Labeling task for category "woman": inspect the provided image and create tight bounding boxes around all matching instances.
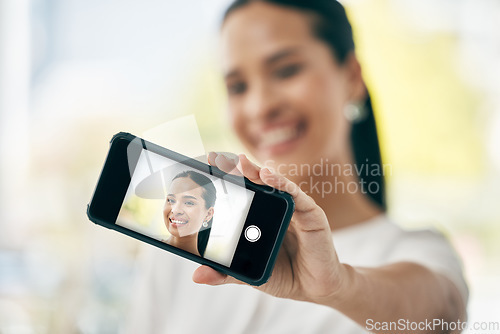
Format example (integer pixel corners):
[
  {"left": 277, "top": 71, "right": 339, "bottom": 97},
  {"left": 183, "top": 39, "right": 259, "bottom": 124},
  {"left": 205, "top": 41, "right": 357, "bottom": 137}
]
[
  {"left": 163, "top": 170, "right": 216, "bottom": 257},
  {"left": 126, "top": 1, "right": 467, "bottom": 333}
]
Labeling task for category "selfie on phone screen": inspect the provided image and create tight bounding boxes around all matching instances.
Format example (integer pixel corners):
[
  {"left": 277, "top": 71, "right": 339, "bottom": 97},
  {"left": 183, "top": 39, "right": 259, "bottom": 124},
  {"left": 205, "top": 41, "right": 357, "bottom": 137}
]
[{"left": 116, "top": 148, "right": 254, "bottom": 266}]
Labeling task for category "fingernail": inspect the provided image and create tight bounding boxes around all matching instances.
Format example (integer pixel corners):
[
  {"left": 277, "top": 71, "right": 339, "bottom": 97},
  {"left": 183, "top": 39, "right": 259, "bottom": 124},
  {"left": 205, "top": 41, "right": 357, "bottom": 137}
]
[{"left": 262, "top": 168, "right": 272, "bottom": 174}]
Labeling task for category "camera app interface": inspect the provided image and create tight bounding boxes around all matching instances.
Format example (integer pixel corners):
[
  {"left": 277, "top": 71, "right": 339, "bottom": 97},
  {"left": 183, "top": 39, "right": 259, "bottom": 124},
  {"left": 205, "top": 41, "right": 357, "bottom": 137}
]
[{"left": 116, "top": 148, "right": 255, "bottom": 266}]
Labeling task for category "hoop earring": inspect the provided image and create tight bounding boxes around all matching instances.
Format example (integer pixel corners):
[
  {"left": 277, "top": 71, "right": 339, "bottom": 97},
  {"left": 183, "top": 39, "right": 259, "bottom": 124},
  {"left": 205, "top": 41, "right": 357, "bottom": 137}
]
[{"left": 202, "top": 221, "right": 208, "bottom": 228}]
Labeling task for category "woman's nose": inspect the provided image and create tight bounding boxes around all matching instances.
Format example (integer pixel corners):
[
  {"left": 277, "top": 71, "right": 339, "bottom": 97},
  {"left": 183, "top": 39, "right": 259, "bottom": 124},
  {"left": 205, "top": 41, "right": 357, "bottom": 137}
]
[
  {"left": 243, "top": 81, "right": 281, "bottom": 121},
  {"left": 171, "top": 202, "right": 184, "bottom": 215}
]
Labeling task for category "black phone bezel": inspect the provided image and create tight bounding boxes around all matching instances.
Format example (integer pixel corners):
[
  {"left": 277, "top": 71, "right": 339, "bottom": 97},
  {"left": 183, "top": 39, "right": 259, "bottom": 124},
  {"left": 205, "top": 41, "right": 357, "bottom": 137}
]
[{"left": 87, "top": 132, "right": 294, "bottom": 285}]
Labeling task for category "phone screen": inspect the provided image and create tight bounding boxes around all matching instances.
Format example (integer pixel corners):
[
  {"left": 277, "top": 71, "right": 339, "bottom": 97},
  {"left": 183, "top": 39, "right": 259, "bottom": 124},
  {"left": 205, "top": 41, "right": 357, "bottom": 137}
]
[{"left": 116, "top": 148, "right": 255, "bottom": 267}]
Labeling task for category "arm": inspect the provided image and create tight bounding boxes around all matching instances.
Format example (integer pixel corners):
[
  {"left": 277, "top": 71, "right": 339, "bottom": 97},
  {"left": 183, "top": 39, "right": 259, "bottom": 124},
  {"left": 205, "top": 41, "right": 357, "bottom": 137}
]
[
  {"left": 193, "top": 153, "right": 466, "bottom": 334},
  {"left": 324, "top": 262, "right": 466, "bottom": 334}
]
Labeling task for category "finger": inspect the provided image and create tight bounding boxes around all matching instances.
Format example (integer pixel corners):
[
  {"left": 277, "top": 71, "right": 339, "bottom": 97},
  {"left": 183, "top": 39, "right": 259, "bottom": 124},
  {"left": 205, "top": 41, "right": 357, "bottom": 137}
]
[
  {"left": 208, "top": 152, "right": 238, "bottom": 166},
  {"left": 215, "top": 153, "right": 242, "bottom": 176},
  {"left": 260, "top": 168, "right": 322, "bottom": 219},
  {"left": 237, "top": 154, "right": 265, "bottom": 185},
  {"left": 192, "top": 265, "right": 243, "bottom": 286},
  {"left": 208, "top": 152, "right": 242, "bottom": 176},
  {"left": 259, "top": 169, "right": 334, "bottom": 267},
  {"left": 207, "top": 151, "right": 218, "bottom": 166}
]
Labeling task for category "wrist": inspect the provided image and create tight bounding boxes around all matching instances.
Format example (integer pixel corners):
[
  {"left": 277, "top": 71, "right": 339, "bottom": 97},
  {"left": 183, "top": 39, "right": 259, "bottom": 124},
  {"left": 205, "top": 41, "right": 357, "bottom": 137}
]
[{"left": 312, "top": 263, "right": 360, "bottom": 310}]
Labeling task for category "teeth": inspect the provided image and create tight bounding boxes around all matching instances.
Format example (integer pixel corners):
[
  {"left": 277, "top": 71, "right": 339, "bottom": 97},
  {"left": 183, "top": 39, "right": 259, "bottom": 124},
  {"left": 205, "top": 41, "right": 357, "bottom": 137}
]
[
  {"left": 260, "top": 126, "right": 298, "bottom": 148},
  {"left": 171, "top": 219, "right": 187, "bottom": 225}
]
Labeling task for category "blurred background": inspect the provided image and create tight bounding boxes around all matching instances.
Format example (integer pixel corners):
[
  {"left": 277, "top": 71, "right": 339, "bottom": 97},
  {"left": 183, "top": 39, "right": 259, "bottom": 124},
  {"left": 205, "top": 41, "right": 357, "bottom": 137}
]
[{"left": 0, "top": 0, "right": 499, "bottom": 333}]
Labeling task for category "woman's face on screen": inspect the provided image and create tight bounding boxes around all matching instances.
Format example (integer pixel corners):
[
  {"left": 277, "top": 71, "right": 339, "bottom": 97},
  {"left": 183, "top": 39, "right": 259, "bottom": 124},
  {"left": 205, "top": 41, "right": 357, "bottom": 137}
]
[
  {"left": 221, "top": 2, "right": 360, "bottom": 167},
  {"left": 163, "top": 177, "right": 213, "bottom": 238}
]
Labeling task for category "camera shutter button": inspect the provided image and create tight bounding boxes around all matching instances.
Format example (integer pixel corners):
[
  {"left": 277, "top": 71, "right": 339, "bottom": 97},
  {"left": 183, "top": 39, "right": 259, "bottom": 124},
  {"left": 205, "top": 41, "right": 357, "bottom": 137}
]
[{"left": 244, "top": 225, "right": 261, "bottom": 242}]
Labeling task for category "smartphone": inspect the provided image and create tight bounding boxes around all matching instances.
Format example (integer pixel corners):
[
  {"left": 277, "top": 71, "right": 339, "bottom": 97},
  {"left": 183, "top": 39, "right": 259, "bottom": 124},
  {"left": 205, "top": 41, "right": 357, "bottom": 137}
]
[{"left": 87, "top": 132, "right": 294, "bottom": 286}]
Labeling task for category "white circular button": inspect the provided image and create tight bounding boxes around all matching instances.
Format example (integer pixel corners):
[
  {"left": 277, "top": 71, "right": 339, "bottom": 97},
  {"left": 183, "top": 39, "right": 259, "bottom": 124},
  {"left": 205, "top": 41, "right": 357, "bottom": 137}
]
[{"left": 244, "top": 225, "right": 261, "bottom": 242}]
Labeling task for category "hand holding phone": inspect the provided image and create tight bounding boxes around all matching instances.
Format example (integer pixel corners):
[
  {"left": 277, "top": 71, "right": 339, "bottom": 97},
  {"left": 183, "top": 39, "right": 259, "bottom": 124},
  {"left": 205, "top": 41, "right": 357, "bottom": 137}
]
[
  {"left": 87, "top": 133, "right": 295, "bottom": 285},
  {"left": 193, "top": 153, "right": 346, "bottom": 305}
]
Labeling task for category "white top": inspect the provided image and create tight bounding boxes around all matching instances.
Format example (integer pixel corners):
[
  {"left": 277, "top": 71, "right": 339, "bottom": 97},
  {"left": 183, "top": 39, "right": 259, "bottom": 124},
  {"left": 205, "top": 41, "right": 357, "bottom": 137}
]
[{"left": 123, "top": 214, "right": 468, "bottom": 334}]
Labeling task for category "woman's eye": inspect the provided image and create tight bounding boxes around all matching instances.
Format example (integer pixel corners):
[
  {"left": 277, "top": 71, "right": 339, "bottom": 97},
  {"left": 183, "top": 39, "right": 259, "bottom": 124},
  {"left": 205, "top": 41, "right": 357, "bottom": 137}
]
[
  {"left": 185, "top": 201, "right": 195, "bottom": 206},
  {"left": 274, "top": 64, "right": 302, "bottom": 79},
  {"left": 227, "top": 81, "right": 247, "bottom": 95},
  {"left": 167, "top": 198, "right": 175, "bottom": 204}
]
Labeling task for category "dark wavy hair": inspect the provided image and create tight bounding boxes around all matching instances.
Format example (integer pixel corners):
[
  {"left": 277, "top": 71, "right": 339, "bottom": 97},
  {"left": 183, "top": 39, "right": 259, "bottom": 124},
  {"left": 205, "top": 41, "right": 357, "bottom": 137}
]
[
  {"left": 172, "top": 170, "right": 217, "bottom": 256},
  {"left": 223, "top": 0, "right": 386, "bottom": 209}
]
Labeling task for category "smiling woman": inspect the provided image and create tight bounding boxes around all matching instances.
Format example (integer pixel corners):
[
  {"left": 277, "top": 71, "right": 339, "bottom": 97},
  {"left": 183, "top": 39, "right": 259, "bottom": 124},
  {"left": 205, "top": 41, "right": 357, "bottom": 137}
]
[
  {"left": 124, "top": 1, "right": 468, "bottom": 333},
  {"left": 222, "top": 0, "right": 385, "bottom": 210},
  {"left": 163, "top": 170, "right": 216, "bottom": 257}
]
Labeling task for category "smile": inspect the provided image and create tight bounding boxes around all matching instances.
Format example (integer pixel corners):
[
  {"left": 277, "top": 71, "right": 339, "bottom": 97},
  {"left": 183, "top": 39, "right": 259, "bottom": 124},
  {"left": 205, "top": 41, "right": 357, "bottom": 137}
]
[
  {"left": 169, "top": 217, "right": 188, "bottom": 226},
  {"left": 258, "top": 122, "right": 306, "bottom": 152}
]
